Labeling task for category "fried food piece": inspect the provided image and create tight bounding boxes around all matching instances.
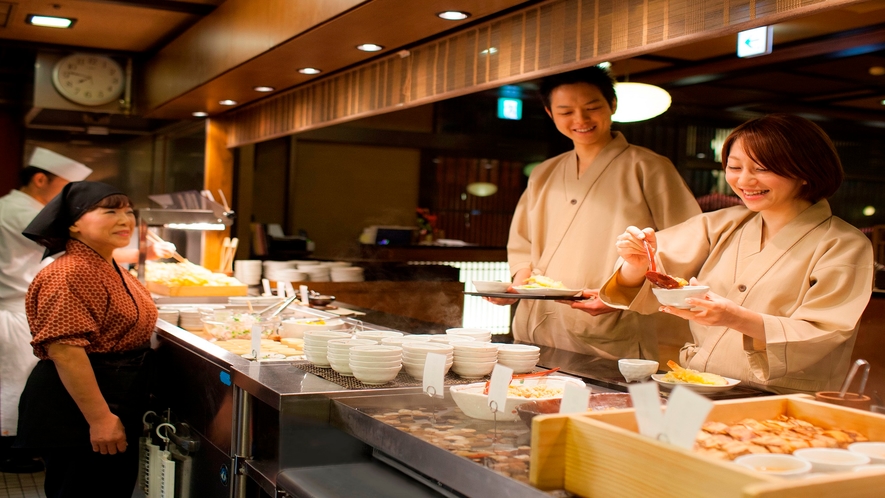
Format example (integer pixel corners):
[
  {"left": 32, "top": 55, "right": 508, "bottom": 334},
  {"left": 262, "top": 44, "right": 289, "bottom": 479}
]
[
  {"left": 662, "top": 360, "right": 728, "bottom": 386},
  {"left": 702, "top": 421, "right": 729, "bottom": 434}
]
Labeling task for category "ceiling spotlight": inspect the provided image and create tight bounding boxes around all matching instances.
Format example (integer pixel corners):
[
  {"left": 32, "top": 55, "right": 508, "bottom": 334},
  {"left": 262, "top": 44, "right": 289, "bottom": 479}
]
[
  {"left": 357, "top": 43, "right": 384, "bottom": 52},
  {"left": 868, "top": 66, "right": 885, "bottom": 76},
  {"left": 219, "top": 99, "right": 238, "bottom": 106},
  {"left": 611, "top": 82, "right": 671, "bottom": 122},
  {"left": 253, "top": 86, "right": 275, "bottom": 92},
  {"left": 192, "top": 111, "right": 208, "bottom": 117},
  {"left": 26, "top": 14, "right": 76, "bottom": 28},
  {"left": 298, "top": 67, "right": 322, "bottom": 75},
  {"left": 480, "top": 47, "right": 498, "bottom": 55},
  {"left": 881, "top": 99, "right": 885, "bottom": 106},
  {"left": 437, "top": 11, "right": 470, "bottom": 21},
  {"left": 597, "top": 61, "right": 612, "bottom": 70}
]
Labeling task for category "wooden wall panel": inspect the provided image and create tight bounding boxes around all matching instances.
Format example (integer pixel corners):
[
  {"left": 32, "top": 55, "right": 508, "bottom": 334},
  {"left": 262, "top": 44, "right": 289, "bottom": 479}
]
[{"left": 219, "top": 0, "right": 863, "bottom": 147}]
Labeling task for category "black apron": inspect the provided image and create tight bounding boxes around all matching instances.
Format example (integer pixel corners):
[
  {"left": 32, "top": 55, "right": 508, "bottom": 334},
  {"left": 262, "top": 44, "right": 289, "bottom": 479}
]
[{"left": 16, "top": 347, "right": 153, "bottom": 449}]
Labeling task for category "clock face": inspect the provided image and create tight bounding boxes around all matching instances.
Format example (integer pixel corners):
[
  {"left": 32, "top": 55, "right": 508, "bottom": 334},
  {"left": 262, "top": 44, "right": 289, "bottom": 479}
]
[{"left": 51, "top": 54, "right": 125, "bottom": 107}]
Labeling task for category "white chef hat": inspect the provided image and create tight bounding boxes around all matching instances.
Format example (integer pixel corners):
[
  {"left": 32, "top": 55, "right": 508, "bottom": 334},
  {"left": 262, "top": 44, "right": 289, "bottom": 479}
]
[{"left": 27, "top": 147, "right": 92, "bottom": 182}]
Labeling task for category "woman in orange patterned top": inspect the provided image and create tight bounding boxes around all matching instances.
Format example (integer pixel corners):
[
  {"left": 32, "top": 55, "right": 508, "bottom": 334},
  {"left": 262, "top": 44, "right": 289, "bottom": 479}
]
[{"left": 17, "top": 181, "right": 157, "bottom": 498}]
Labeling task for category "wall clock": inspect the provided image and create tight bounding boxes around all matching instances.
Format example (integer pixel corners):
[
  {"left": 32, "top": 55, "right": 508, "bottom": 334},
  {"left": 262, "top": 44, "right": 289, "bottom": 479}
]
[{"left": 51, "top": 53, "right": 125, "bottom": 107}]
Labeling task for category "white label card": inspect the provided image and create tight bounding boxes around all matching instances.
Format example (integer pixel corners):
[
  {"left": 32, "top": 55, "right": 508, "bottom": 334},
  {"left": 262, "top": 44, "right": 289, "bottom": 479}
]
[
  {"left": 261, "top": 279, "right": 272, "bottom": 296},
  {"left": 299, "top": 285, "right": 310, "bottom": 306},
  {"left": 487, "top": 364, "right": 513, "bottom": 414},
  {"left": 662, "top": 386, "right": 713, "bottom": 449},
  {"left": 559, "top": 383, "right": 591, "bottom": 414},
  {"left": 250, "top": 324, "right": 262, "bottom": 360},
  {"left": 276, "top": 281, "right": 286, "bottom": 298},
  {"left": 285, "top": 282, "right": 297, "bottom": 298},
  {"left": 423, "top": 353, "right": 446, "bottom": 398},
  {"left": 628, "top": 382, "right": 664, "bottom": 438}
]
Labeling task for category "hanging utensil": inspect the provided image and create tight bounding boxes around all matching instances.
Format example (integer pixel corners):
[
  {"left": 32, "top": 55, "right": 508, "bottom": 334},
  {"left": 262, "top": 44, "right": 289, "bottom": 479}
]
[
  {"left": 643, "top": 239, "right": 683, "bottom": 289},
  {"left": 839, "top": 359, "right": 870, "bottom": 398}
]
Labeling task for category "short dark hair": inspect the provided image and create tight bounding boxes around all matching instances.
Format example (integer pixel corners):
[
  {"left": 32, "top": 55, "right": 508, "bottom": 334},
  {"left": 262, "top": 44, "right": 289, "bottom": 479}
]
[
  {"left": 721, "top": 114, "right": 843, "bottom": 203},
  {"left": 19, "top": 167, "right": 56, "bottom": 186},
  {"left": 539, "top": 66, "right": 616, "bottom": 110}
]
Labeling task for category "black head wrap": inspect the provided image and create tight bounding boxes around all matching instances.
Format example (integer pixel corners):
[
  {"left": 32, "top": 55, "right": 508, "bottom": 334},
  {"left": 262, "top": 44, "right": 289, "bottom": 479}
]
[{"left": 23, "top": 181, "right": 124, "bottom": 258}]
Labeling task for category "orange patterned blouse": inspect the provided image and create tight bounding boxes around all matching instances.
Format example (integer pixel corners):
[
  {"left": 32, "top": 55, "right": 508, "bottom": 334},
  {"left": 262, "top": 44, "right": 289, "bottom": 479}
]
[{"left": 26, "top": 239, "right": 158, "bottom": 360}]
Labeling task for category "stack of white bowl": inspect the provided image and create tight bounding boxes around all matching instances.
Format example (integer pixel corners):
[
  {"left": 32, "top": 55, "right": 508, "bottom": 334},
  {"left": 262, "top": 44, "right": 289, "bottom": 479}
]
[
  {"left": 452, "top": 342, "right": 499, "bottom": 378},
  {"left": 178, "top": 309, "right": 203, "bottom": 331},
  {"left": 322, "top": 261, "right": 352, "bottom": 268},
  {"left": 402, "top": 342, "right": 454, "bottom": 380},
  {"left": 303, "top": 330, "right": 353, "bottom": 367},
  {"left": 349, "top": 345, "right": 403, "bottom": 385},
  {"left": 326, "top": 338, "right": 377, "bottom": 376},
  {"left": 331, "top": 266, "right": 365, "bottom": 282},
  {"left": 354, "top": 330, "right": 404, "bottom": 341},
  {"left": 446, "top": 328, "right": 493, "bottom": 343},
  {"left": 263, "top": 261, "right": 307, "bottom": 283},
  {"left": 302, "top": 266, "right": 331, "bottom": 282},
  {"left": 293, "top": 260, "right": 319, "bottom": 268},
  {"left": 496, "top": 344, "right": 540, "bottom": 373},
  {"left": 156, "top": 307, "right": 180, "bottom": 326},
  {"left": 233, "top": 260, "right": 262, "bottom": 285},
  {"left": 429, "top": 335, "right": 476, "bottom": 345},
  {"left": 381, "top": 335, "right": 434, "bottom": 346}
]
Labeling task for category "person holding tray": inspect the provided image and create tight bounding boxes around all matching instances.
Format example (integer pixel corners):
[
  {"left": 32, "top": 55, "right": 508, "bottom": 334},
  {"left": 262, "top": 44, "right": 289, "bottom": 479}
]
[
  {"left": 601, "top": 114, "right": 873, "bottom": 393},
  {"left": 486, "top": 66, "right": 700, "bottom": 360}
]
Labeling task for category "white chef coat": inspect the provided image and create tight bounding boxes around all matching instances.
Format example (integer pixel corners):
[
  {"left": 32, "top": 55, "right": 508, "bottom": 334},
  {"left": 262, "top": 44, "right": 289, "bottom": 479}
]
[{"left": 0, "top": 190, "right": 50, "bottom": 436}]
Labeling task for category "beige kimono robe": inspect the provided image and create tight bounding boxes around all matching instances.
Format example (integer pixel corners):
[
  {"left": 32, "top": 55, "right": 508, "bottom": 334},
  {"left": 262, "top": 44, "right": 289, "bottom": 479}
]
[
  {"left": 508, "top": 132, "right": 701, "bottom": 359},
  {"left": 600, "top": 201, "right": 874, "bottom": 394}
]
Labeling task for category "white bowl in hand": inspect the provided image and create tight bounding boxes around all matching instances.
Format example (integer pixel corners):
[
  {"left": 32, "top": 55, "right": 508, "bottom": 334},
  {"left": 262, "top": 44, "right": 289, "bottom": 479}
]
[
  {"left": 618, "top": 359, "right": 659, "bottom": 382},
  {"left": 472, "top": 281, "right": 511, "bottom": 293},
  {"left": 651, "top": 286, "right": 710, "bottom": 309}
]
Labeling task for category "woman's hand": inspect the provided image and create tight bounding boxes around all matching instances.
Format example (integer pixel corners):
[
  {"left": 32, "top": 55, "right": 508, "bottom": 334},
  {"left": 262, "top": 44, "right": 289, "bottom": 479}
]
[
  {"left": 658, "top": 279, "right": 765, "bottom": 341},
  {"left": 90, "top": 413, "right": 128, "bottom": 455},
  {"left": 614, "top": 226, "right": 657, "bottom": 288},
  {"left": 483, "top": 268, "right": 532, "bottom": 306},
  {"left": 561, "top": 289, "right": 618, "bottom": 316}
]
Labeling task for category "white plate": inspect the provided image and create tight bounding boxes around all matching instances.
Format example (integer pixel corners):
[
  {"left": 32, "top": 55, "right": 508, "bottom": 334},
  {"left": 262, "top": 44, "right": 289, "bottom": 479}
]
[
  {"left": 512, "top": 286, "right": 582, "bottom": 297},
  {"left": 651, "top": 373, "right": 740, "bottom": 393}
]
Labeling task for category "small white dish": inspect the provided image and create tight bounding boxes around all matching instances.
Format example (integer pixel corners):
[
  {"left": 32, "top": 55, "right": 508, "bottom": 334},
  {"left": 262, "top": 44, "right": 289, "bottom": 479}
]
[
  {"left": 848, "top": 443, "right": 885, "bottom": 465},
  {"left": 651, "top": 373, "right": 740, "bottom": 393},
  {"left": 472, "top": 281, "right": 512, "bottom": 293},
  {"left": 734, "top": 454, "right": 812, "bottom": 477},
  {"left": 793, "top": 448, "right": 871, "bottom": 473},
  {"left": 651, "top": 286, "right": 710, "bottom": 309},
  {"left": 618, "top": 359, "right": 659, "bottom": 382}
]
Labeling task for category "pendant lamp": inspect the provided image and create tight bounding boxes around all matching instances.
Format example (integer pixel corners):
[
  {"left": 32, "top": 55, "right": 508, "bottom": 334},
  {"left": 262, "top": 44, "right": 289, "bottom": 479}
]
[
  {"left": 611, "top": 82, "right": 671, "bottom": 123},
  {"left": 466, "top": 182, "right": 498, "bottom": 197}
]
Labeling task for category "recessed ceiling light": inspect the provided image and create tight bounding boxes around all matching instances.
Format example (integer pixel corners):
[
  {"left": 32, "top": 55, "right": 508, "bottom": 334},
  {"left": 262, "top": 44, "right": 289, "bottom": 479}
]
[
  {"left": 192, "top": 111, "right": 208, "bottom": 117},
  {"left": 219, "top": 99, "right": 237, "bottom": 106},
  {"left": 881, "top": 99, "right": 885, "bottom": 106},
  {"left": 437, "top": 11, "right": 470, "bottom": 21},
  {"left": 298, "top": 67, "right": 322, "bottom": 75},
  {"left": 357, "top": 43, "right": 384, "bottom": 52},
  {"left": 597, "top": 61, "right": 612, "bottom": 70},
  {"left": 253, "top": 86, "right": 275, "bottom": 92},
  {"left": 26, "top": 14, "right": 76, "bottom": 28},
  {"left": 480, "top": 47, "right": 498, "bottom": 55},
  {"left": 871, "top": 66, "right": 885, "bottom": 76}
]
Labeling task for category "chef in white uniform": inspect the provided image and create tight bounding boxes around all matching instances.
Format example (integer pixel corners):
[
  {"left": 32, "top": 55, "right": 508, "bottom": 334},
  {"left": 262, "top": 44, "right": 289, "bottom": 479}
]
[{"left": 0, "top": 148, "right": 92, "bottom": 470}]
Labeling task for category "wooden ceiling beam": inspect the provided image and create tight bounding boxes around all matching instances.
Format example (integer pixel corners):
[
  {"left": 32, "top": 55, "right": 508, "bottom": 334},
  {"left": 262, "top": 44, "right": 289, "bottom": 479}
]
[{"left": 78, "top": 0, "right": 218, "bottom": 16}]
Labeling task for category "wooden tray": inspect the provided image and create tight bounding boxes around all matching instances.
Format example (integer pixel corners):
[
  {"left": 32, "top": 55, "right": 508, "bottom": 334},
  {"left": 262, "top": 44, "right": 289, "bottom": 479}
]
[
  {"left": 147, "top": 282, "right": 248, "bottom": 297},
  {"left": 530, "top": 394, "right": 885, "bottom": 498}
]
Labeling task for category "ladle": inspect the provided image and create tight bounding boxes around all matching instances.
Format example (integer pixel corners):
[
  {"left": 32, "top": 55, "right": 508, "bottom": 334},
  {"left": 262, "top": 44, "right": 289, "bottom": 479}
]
[{"left": 643, "top": 239, "right": 683, "bottom": 289}]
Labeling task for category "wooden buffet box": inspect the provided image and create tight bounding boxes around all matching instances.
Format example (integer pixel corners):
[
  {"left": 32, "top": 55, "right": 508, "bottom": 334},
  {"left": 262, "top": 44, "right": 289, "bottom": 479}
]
[
  {"left": 530, "top": 395, "right": 885, "bottom": 498},
  {"left": 147, "top": 282, "right": 248, "bottom": 297}
]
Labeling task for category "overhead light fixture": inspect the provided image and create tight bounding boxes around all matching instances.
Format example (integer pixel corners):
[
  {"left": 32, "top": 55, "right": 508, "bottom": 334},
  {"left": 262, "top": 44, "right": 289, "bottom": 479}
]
[
  {"left": 611, "top": 82, "right": 671, "bottom": 122},
  {"left": 480, "top": 47, "right": 498, "bottom": 55},
  {"left": 597, "top": 61, "right": 612, "bottom": 70},
  {"left": 881, "top": 99, "right": 885, "bottom": 106},
  {"left": 298, "top": 67, "right": 322, "bottom": 75},
  {"left": 219, "top": 99, "right": 238, "bottom": 106},
  {"left": 253, "top": 86, "right": 274, "bottom": 92},
  {"left": 357, "top": 43, "right": 384, "bottom": 52},
  {"left": 864, "top": 206, "right": 876, "bottom": 216},
  {"left": 437, "top": 11, "right": 470, "bottom": 21},
  {"left": 26, "top": 14, "right": 76, "bottom": 28},
  {"left": 466, "top": 182, "right": 498, "bottom": 197},
  {"left": 192, "top": 111, "right": 208, "bottom": 117},
  {"left": 869, "top": 66, "right": 885, "bottom": 76}
]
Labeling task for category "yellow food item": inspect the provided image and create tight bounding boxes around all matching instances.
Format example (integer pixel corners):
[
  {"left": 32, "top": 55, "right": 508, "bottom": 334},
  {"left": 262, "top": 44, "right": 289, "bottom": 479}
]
[
  {"left": 507, "top": 385, "right": 564, "bottom": 398},
  {"left": 146, "top": 261, "right": 243, "bottom": 287},
  {"left": 520, "top": 275, "right": 565, "bottom": 289},
  {"left": 662, "top": 360, "right": 727, "bottom": 386},
  {"left": 674, "top": 276, "right": 689, "bottom": 287}
]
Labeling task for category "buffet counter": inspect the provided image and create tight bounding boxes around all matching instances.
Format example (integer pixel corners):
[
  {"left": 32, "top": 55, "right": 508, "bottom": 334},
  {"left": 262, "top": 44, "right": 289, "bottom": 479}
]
[{"left": 150, "top": 303, "right": 768, "bottom": 498}]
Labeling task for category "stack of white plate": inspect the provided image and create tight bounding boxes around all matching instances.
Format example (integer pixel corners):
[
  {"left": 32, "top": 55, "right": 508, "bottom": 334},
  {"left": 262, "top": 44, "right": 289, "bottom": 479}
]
[
  {"left": 233, "top": 260, "right": 263, "bottom": 285},
  {"left": 331, "top": 266, "right": 365, "bottom": 282},
  {"left": 381, "top": 335, "right": 434, "bottom": 346},
  {"left": 446, "top": 328, "right": 492, "bottom": 343},
  {"left": 156, "top": 307, "right": 180, "bottom": 326},
  {"left": 322, "top": 261, "right": 352, "bottom": 268},
  {"left": 402, "top": 342, "right": 454, "bottom": 380},
  {"left": 496, "top": 344, "right": 540, "bottom": 373},
  {"left": 293, "top": 261, "right": 319, "bottom": 268},
  {"left": 303, "top": 330, "right": 353, "bottom": 367},
  {"left": 451, "top": 342, "right": 498, "bottom": 379},
  {"left": 429, "top": 335, "right": 476, "bottom": 345},
  {"left": 302, "top": 266, "right": 331, "bottom": 282},
  {"left": 354, "top": 330, "right": 403, "bottom": 341},
  {"left": 327, "top": 338, "right": 377, "bottom": 376},
  {"left": 269, "top": 268, "right": 307, "bottom": 283},
  {"left": 178, "top": 309, "right": 202, "bottom": 331},
  {"left": 349, "top": 345, "right": 403, "bottom": 385}
]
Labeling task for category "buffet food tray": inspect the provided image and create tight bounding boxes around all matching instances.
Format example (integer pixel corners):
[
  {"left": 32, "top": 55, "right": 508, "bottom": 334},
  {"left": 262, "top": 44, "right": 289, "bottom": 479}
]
[
  {"left": 148, "top": 282, "right": 248, "bottom": 296},
  {"left": 530, "top": 394, "right": 885, "bottom": 498}
]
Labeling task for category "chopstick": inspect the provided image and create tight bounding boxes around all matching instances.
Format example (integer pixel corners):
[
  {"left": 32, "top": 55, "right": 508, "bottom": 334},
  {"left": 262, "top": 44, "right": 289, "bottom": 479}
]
[{"left": 146, "top": 231, "right": 188, "bottom": 264}]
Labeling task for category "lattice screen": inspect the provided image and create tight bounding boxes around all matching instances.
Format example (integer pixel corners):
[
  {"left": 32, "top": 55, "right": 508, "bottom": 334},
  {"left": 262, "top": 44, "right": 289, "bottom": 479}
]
[{"left": 220, "top": 0, "right": 854, "bottom": 147}]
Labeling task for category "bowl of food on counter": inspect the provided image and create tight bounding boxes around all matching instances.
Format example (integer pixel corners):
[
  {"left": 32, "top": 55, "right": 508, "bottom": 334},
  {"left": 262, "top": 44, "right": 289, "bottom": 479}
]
[
  {"left": 471, "top": 280, "right": 512, "bottom": 293},
  {"left": 280, "top": 317, "right": 346, "bottom": 338},
  {"left": 450, "top": 376, "right": 585, "bottom": 421},
  {"left": 201, "top": 312, "right": 281, "bottom": 340},
  {"left": 514, "top": 392, "right": 666, "bottom": 427}
]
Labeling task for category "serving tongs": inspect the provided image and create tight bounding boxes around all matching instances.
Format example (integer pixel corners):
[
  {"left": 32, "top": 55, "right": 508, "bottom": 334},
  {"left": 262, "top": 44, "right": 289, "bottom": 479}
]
[
  {"left": 643, "top": 239, "right": 683, "bottom": 289},
  {"left": 482, "top": 367, "right": 561, "bottom": 395},
  {"left": 814, "top": 359, "right": 872, "bottom": 410},
  {"left": 255, "top": 295, "right": 298, "bottom": 319}
]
